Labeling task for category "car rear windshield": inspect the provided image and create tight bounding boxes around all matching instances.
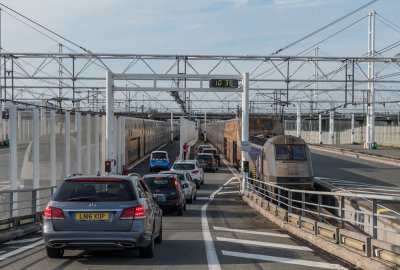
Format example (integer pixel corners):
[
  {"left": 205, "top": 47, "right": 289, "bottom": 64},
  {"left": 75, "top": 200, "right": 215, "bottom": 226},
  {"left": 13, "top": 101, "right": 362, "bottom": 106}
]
[
  {"left": 161, "top": 172, "right": 185, "bottom": 181},
  {"left": 144, "top": 175, "right": 176, "bottom": 191},
  {"left": 53, "top": 179, "right": 136, "bottom": 202},
  {"left": 173, "top": 163, "right": 195, "bottom": 170},
  {"left": 203, "top": 149, "right": 217, "bottom": 154},
  {"left": 152, "top": 152, "right": 167, "bottom": 159},
  {"left": 196, "top": 155, "right": 212, "bottom": 161}
]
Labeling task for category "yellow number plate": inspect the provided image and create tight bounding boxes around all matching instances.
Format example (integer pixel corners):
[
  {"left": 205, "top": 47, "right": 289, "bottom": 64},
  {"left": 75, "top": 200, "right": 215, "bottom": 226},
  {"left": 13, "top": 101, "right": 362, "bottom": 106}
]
[{"left": 76, "top": 212, "right": 109, "bottom": 221}]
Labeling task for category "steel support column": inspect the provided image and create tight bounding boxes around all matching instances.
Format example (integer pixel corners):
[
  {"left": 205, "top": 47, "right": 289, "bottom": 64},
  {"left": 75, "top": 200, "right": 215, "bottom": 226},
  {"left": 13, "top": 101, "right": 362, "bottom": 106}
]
[
  {"left": 241, "top": 73, "right": 249, "bottom": 194},
  {"left": 106, "top": 71, "right": 115, "bottom": 173}
]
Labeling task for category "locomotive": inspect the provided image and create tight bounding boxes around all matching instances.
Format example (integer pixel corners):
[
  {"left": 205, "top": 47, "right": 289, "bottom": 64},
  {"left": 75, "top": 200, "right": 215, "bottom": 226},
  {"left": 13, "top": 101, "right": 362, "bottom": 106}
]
[{"left": 205, "top": 116, "right": 314, "bottom": 189}]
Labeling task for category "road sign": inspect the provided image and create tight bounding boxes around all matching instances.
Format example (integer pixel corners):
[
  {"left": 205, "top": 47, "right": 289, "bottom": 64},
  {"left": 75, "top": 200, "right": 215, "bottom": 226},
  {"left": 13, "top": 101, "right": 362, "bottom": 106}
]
[{"left": 241, "top": 141, "right": 251, "bottom": 152}]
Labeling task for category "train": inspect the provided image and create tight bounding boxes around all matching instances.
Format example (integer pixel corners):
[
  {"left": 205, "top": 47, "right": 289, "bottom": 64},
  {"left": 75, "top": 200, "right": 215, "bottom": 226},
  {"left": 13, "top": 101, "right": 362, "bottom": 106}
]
[
  {"left": 205, "top": 116, "right": 314, "bottom": 190},
  {"left": 19, "top": 114, "right": 179, "bottom": 186}
]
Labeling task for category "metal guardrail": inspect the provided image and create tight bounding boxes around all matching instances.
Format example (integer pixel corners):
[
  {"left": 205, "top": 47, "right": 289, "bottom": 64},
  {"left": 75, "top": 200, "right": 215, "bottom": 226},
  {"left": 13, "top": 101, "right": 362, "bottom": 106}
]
[
  {"left": 244, "top": 177, "right": 400, "bottom": 267},
  {"left": 0, "top": 186, "right": 56, "bottom": 230}
]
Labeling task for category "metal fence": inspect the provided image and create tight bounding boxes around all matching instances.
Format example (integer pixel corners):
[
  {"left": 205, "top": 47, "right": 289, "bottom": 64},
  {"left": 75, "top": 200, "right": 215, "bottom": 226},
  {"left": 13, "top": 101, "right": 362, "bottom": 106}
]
[
  {"left": 244, "top": 177, "right": 400, "bottom": 244},
  {"left": 0, "top": 186, "right": 55, "bottom": 230}
]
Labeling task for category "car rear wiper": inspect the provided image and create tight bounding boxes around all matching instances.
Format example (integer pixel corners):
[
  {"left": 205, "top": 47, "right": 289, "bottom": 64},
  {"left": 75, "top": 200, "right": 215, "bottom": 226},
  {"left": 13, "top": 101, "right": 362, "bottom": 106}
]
[{"left": 67, "top": 196, "right": 96, "bottom": 201}]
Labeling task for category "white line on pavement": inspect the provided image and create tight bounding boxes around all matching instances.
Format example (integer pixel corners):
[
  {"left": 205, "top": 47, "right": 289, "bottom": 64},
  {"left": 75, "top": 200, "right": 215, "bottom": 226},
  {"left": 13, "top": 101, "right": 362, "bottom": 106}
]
[
  {"left": 0, "top": 240, "right": 44, "bottom": 261},
  {"left": 217, "top": 237, "right": 312, "bottom": 251},
  {"left": 202, "top": 176, "right": 238, "bottom": 270},
  {"left": 222, "top": 250, "right": 348, "bottom": 270},
  {"left": 213, "top": 226, "right": 290, "bottom": 238},
  {"left": 214, "top": 191, "right": 238, "bottom": 196}
]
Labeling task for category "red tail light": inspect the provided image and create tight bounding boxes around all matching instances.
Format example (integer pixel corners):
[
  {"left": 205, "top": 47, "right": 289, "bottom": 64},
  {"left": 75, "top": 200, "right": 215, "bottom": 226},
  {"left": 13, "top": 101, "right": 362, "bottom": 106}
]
[
  {"left": 174, "top": 179, "right": 179, "bottom": 188},
  {"left": 192, "top": 170, "right": 199, "bottom": 174},
  {"left": 43, "top": 206, "right": 65, "bottom": 220},
  {"left": 120, "top": 205, "right": 146, "bottom": 220}
]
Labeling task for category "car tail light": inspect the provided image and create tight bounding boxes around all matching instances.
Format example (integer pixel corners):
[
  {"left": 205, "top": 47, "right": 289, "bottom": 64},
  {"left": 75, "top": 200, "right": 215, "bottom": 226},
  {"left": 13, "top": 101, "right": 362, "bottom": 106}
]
[
  {"left": 192, "top": 170, "right": 199, "bottom": 174},
  {"left": 120, "top": 205, "right": 146, "bottom": 220},
  {"left": 174, "top": 179, "right": 179, "bottom": 188},
  {"left": 43, "top": 206, "right": 65, "bottom": 220}
]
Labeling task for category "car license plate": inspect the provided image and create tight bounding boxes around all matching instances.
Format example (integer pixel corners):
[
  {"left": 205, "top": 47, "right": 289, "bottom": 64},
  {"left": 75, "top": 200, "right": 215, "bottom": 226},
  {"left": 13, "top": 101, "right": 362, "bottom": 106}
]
[
  {"left": 76, "top": 212, "right": 109, "bottom": 221},
  {"left": 154, "top": 194, "right": 166, "bottom": 203}
]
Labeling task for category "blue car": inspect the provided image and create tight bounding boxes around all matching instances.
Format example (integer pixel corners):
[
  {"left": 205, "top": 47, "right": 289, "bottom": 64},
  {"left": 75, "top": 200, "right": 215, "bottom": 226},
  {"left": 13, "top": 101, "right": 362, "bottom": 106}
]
[{"left": 149, "top": 151, "right": 170, "bottom": 172}]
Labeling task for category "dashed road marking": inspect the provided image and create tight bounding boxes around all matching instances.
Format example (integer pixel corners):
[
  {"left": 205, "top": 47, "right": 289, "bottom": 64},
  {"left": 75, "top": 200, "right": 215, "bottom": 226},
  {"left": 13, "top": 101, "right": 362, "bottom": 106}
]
[
  {"left": 213, "top": 226, "right": 290, "bottom": 238},
  {"left": 217, "top": 237, "right": 312, "bottom": 251},
  {"left": 222, "top": 250, "right": 348, "bottom": 270}
]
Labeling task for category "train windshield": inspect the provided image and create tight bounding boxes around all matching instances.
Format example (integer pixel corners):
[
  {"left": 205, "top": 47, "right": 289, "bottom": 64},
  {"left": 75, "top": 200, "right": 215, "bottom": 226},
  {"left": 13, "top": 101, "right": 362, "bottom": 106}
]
[{"left": 275, "top": 145, "right": 306, "bottom": 160}]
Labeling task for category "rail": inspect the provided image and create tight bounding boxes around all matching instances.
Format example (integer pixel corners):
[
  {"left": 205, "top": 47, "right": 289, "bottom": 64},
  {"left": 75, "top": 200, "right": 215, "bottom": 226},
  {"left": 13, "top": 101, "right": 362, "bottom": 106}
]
[
  {"left": 0, "top": 186, "right": 56, "bottom": 230},
  {"left": 243, "top": 177, "right": 400, "bottom": 267}
]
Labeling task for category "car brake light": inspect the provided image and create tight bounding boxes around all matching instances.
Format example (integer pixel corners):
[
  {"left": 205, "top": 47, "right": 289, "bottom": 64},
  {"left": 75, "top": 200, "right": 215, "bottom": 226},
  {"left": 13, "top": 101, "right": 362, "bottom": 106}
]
[
  {"left": 192, "top": 170, "right": 199, "bottom": 174},
  {"left": 43, "top": 206, "right": 65, "bottom": 220},
  {"left": 174, "top": 179, "right": 179, "bottom": 188},
  {"left": 120, "top": 205, "right": 146, "bottom": 220}
]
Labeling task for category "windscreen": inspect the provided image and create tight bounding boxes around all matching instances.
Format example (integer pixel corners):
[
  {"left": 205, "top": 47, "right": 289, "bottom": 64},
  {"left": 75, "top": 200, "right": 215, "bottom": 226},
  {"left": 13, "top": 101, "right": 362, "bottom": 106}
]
[
  {"left": 53, "top": 179, "right": 136, "bottom": 202},
  {"left": 160, "top": 172, "right": 185, "bottom": 181},
  {"left": 173, "top": 163, "right": 195, "bottom": 170},
  {"left": 196, "top": 155, "right": 212, "bottom": 161},
  {"left": 275, "top": 145, "right": 306, "bottom": 161},
  {"left": 152, "top": 152, "right": 167, "bottom": 159},
  {"left": 144, "top": 175, "right": 176, "bottom": 191}
]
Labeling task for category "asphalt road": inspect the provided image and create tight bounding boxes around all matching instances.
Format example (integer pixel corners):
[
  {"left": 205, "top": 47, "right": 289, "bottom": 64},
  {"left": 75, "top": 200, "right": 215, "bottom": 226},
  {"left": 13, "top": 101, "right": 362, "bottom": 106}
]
[{"left": 0, "top": 141, "right": 354, "bottom": 270}]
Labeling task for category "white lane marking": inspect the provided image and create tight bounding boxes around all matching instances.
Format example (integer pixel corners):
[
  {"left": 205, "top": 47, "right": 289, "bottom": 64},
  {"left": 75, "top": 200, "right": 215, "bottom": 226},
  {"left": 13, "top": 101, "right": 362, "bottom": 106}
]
[
  {"left": 215, "top": 191, "right": 238, "bottom": 196},
  {"left": 217, "top": 237, "right": 312, "bottom": 251},
  {"left": 222, "top": 250, "right": 348, "bottom": 270},
  {"left": 213, "top": 226, "right": 290, "bottom": 238},
  {"left": 202, "top": 176, "right": 238, "bottom": 270},
  {"left": 0, "top": 239, "right": 44, "bottom": 261},
  {"left": 4, "top": 237, "right": 42, "bottom": 245}
]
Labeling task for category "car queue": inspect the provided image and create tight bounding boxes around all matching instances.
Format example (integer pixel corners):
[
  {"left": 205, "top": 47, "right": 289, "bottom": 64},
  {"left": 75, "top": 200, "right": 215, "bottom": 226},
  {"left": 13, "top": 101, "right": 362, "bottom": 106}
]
[{"left": 42, "top": 142, "right": 221, "bottom": 259}]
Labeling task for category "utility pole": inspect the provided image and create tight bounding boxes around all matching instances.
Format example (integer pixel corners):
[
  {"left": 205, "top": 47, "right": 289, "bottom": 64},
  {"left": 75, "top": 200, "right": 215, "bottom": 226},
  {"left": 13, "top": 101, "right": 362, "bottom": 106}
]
[{"left": 367, "top": 10, "right": 376, "bottom": 149}]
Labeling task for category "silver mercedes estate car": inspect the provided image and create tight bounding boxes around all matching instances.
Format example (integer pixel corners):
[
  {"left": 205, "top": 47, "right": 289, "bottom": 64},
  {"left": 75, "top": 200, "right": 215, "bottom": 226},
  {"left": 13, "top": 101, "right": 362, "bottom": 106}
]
[{"left": 42, "top": 175, "right": 162, "bottom": 258}]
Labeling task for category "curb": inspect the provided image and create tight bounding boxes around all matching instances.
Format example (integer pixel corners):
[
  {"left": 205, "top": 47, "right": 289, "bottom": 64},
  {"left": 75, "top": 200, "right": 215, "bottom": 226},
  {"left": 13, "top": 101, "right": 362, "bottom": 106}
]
[
  {"left": 242, "top": 195, "right": 393, "bottom": 270},
  {"left": 0, "top": 223, "right": 41, "bottom": 243}
]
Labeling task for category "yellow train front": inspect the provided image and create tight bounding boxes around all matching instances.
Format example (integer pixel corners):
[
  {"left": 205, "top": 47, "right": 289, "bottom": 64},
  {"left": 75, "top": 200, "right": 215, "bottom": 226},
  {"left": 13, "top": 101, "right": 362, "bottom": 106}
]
[{"left": 259, "top": 135, "right": 314, "bottom": 190}]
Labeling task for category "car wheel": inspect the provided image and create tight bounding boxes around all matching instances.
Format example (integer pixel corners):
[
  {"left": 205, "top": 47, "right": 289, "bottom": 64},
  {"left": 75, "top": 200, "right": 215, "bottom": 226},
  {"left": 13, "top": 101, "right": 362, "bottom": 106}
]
[
  {"left": 201, "top": 178, "right": 204, "bottom": 185},
  {"left": 194, "top": 192, "right": 197, "bottom": 201},
  {"left": 46, "top": 246, "right": 64, "bottom": 258},
  {"left": 139, "top": 238, "right": 155, "bottom": 258},
  {"left": 183, "top": 202, "right": 187, "bottom": 211},
  {"left": 177, "top": 207, "right": 184, "bottom": 216},
  {"left": 155, "top": 221, "right": 162, "bottom": 244}
]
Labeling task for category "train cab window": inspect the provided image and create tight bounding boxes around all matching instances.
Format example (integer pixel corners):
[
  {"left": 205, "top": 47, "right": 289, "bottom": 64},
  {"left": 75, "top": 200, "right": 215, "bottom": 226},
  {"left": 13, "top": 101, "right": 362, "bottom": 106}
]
[
  {"left": 275, "top": 145, "right": 290, "bottom": 160},
  {"left": 292, "top": 145, "right": 306, "bottom": 160},
  {"left": 275, "top": 145, "right": 306, "bottom": 160}
]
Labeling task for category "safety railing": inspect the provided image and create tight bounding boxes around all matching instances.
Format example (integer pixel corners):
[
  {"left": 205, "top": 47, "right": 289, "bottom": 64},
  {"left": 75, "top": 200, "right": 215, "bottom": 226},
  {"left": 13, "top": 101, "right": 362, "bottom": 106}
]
[
  {"left": 0, "top": 186, "right": 56, "bottom": 230},
  {"left": 243, "top": 177, "right": 400, "bottom": 266}
]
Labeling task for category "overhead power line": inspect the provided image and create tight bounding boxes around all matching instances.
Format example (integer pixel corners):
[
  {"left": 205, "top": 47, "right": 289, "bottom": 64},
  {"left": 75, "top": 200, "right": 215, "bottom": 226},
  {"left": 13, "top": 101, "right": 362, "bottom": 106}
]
[{"left": 271, "top": 0, "right": 379, "bottom": 55}]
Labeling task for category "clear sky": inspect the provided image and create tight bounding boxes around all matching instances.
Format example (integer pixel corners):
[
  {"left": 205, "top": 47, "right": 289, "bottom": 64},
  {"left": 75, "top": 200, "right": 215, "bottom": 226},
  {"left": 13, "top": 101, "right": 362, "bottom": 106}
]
[{"left": 0, "top": 0, "right": 399, "bottom": 57}]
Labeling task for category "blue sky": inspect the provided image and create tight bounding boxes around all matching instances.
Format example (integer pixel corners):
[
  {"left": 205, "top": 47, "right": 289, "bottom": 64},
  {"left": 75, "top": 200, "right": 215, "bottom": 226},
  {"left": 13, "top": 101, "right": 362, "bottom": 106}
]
[{"left": 1, "top": 0, "right": 399, "bottom": 57}]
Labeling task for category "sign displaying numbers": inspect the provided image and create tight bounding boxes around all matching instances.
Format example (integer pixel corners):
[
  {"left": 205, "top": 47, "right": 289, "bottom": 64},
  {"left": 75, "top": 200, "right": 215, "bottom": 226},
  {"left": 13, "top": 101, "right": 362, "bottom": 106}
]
[{"left": 209, "top": 79, "right": 239, "bottom": 88}]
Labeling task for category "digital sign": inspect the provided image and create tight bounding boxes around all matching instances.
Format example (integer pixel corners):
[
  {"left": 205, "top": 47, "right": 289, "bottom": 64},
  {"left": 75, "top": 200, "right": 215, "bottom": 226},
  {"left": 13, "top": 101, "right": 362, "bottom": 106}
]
[{"left": 209, "top": 79, "right": 239, "bottom": 88}]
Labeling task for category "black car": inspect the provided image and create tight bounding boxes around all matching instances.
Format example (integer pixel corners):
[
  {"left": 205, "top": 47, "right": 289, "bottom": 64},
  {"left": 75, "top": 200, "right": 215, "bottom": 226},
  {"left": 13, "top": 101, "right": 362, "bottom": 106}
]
[{"left": 142, "top": 174, "right": 186, "bottom": 216}]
